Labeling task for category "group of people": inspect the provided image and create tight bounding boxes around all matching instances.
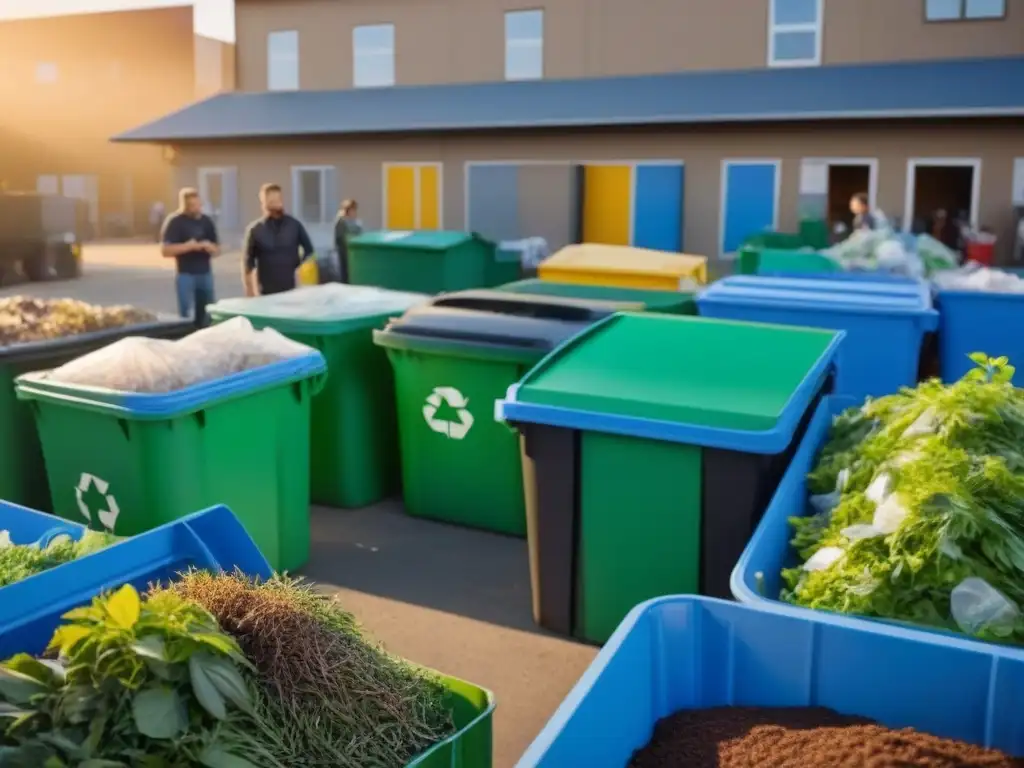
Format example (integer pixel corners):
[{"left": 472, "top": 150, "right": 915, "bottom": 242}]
[{"left": 159, "top": 183, "right": 363, "bottom": 326}]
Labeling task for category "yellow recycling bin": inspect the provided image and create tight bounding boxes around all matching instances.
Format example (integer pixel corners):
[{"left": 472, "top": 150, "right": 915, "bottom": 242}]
[{"left": 538, "top": 243, "right": 707, "bottom": 291}]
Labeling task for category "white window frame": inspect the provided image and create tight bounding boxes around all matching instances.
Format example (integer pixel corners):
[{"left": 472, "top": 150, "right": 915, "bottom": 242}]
[
  {"left": 382, "top": 162, "right": 444, "bottom": 229},
  {"left": 35, "top": 62, "right": 58, "bottom": 83},
  {"left": 768, "top": 0, "right": 823, "bottom": 68},
  {"left": 291, "top": 165, "right": 335, "bottom": 225},
  {"left": 353, "top": 23, "right": 396, "bottom": 88},
  {"left": 267, "top": 30, "right": 299, "bottom": 91},
  {"left": 504, "top": 9, "right": 544, "bottom": 81},
  {"left": 925, "top": 0, "right": 1006, "bottom": 20},
  {"left": 902, "top": 157, "right": 982, "bottom": 233}
]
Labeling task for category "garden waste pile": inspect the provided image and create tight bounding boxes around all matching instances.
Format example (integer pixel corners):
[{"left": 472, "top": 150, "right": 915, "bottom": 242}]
[
  {"left": 45, "top": 317, "right": 313, "bottom": 393},
  {"left": 783, "top": 354, "right": 1024, "bottom": 643},
  {"left": 0, "top": 573, "right": 456, "bottom": 767},
  {"left": 0, "top": 297, "right": 156, "bottom": 346},
  {"left": 0, "top": 530, "right": 118, "bottom": 587}
]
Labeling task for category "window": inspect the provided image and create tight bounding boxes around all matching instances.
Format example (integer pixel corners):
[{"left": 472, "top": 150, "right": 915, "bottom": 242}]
[
  {"left": 925, "top": 0, "right": 1005, "bottom": 19},
  {"left": 267, "top": 30, "right": 299, "bottom": 91},
  {"left": 505, "top": 10, "right": 543, "bottom": 80},
  {"left": 35, "top": 62, "right": 58, "bottom": 83},
  {"left": 291, "top": 166, "right": 336, "bottom": 224},
  {"left": 353, "top": 24, "right": 395, "bottom": 88},
  {"left": 768, "top": 0, "right": 822, "bottom": 67}
]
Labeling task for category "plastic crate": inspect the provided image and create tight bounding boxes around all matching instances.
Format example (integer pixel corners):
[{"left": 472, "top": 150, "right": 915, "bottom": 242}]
[
  {"left": 0, "top": 503, "right": 272, "bottom": 657},
  {"left": 516, "top": 595, "right": 1024, "bottom": 767}
]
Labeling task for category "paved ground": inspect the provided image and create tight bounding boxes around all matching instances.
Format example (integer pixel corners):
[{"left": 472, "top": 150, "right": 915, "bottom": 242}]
[{"left": 1, "top": 243, "right": 598, "bottom": 767}]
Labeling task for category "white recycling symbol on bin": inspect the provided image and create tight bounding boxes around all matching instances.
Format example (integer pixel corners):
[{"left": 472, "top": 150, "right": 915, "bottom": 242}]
[
  {"left": 422, "top": 386, "right": 474, "bottom": 440},
  {"left": 74, "top": 472, "right": 120, "bottom": 532}
]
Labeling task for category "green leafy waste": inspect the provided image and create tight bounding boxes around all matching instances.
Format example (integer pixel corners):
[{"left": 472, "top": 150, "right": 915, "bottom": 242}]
[
  {"left": 783, "top": 354, "right": 1024, "bottom": 644},
  {"left": 0, "top": 530, "right": 119, "bottom": 588}
]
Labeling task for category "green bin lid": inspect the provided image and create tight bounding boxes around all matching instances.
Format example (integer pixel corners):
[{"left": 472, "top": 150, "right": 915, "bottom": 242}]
[
  {"left": 497, "top": 279, "right": 694, "bottom": 314},
  {"left": 208, "top": 284, "right": 428, "bottom": 335},
  {"left": 373, "top": 289, "right": 642, "bottom": 364},
  {"left": 349, "top": 230, "right": 492, "bottom": 252},
  {"left": 511, "top": 313, "right": 840, "bottom": 433}
]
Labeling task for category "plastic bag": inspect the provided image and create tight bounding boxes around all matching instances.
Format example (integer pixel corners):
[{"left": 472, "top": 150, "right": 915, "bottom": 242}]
[
  {"left": 932, "top": 265, "right": 1024, "bottom": 293},
  {"left": 175, "top": 317, "right": 312, "bottom": 381},
  {"left": 950, "top": 577, "right": 1020, "bottom": 636},
  {"left": 916, "top": 234, "right": 959, "bottom": 274},
  {"left": 48, "top": 336, "right": 202, "bottom": 392}
]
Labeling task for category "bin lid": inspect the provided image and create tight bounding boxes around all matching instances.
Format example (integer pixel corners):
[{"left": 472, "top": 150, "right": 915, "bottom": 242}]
[
  {"left": 542, "top": 243, "right": 707, "bottom": 282},
  {"left": 496, "top": 279, "right": 695, "bottom": 314},
  {"left": 349, "top": 230, "right": 491, "bottom": 252},
  {"left": 698, "top": 275, "right": 937, "bottom": 320},
  {"left": 497, "top": 313, "right": 843, "bottom": 453},
  {"left": 208, "top": 284, "right": 428, "bottom": 335},
  {"left": 373, "top": 289, "right": 643, "bottom": 364}
]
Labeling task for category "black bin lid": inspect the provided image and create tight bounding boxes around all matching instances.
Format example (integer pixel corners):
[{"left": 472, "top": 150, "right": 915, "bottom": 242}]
[{"left": 378, "top": 289, "right": 643, "bottom": 356}]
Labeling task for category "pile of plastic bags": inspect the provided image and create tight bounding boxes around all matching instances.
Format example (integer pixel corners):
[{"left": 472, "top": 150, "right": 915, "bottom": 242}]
[
  {"left": 932, "top": 263, "right": 1024, "bottom": 293},
  {"left": 46, "top": 317, "right": 313, "bottom": 393},
  {"left": 822, "top": 225, "right": 959, "bottom": 279}
]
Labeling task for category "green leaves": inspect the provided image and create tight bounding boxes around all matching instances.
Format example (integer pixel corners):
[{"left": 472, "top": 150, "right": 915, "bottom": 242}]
[
  {"left": 130, "top": 687, "right": 185, "bottom": 739},
  {"left": 104, "top": 586, "right": 141, "bottom": 630}
]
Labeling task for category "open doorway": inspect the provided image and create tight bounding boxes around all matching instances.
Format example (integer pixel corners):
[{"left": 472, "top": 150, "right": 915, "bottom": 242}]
[
  {"left": 827, "top": 164, "right": 872, "bottom": 233},
  {"left": 904, "top": 159, "right": 979, "bottom": 238}
]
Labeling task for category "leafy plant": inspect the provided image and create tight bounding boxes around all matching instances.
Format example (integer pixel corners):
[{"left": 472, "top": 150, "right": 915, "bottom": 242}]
[
  {"left": 0, "top": 530, "right": 119, "bottom": 589},
  {"left": 783, "top": 354, "right": 1024, "bottom": 643},
  {"left": 0, "top": 584, "right": 286, "bottom": 767}
]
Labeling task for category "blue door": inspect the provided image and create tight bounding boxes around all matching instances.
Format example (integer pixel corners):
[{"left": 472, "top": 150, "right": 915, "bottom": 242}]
[
  {"left": 721, "top": 162, "right": 779, "bottom": 256},
  {"left": 633, "top": 163, "right": 684, "bottom": 252},
  {"left": 466, "top": 164, "right": 520, "bottom": 241}
]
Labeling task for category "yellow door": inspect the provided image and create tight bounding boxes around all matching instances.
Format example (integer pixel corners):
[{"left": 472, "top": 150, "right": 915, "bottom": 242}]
[
  {"left": 386, "top": 166, "right": 416, "bottom": 229},
  {"left": 418, "top": 165, "right": 440, "bottom": 230},
  {"left": 581, "top": 165, "right": 631, "bottom": 245}
]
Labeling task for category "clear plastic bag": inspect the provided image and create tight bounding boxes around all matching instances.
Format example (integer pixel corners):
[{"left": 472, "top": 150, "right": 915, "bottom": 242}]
[
  {"left": 950, "top": 577, "right": 1020, "bottom": 636},
  {"left": 47, "top": 337, "right": 203, "bottom": 392}
]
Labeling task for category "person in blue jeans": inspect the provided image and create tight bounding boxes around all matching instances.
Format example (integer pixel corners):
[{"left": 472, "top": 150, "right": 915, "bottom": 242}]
[{"left": 160, "top": 187, "right": 219, "bottom": 326}]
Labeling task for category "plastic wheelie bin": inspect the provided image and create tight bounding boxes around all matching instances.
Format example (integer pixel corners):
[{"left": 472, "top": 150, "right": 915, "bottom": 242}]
[
  {"left": 497, "top": 313, "right": 842, "bottom": 644},
  {"left": 15, "top": 349, "right": 326, "bottom": 572},
  {"left": 496, "top": 278, "right": 696, "bottom": 314},
  {"left": 538, "top": 244, "right": 707, "bottom": 290},
  {"left": 373, "top": 290, "right": 643, "bottom": 536},
  {"left": 0, "top": 317, "right": 194, "bottom": 512},
  {"left": 209, "top": 285, "right": 427, "bottom": 508},
  {"left": 697, "top": 275, "right": 938, "bottom": 399},
  {"left": 935, "top": 286, "right": 1024, "bottom": 383},
  {"left": 348, "top": 230, "right": 498, "bottom": 293}
]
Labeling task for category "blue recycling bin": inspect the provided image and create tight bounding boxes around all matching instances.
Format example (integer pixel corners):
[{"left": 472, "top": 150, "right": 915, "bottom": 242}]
[
  {"left": 697, "top": 274, "right": 938, "bottom": 399},
  {"left": 0, "top": 502, "right": 271, "bottom": 657},
  {"left": 936, "top": 288, "right": 1024, "bottom": 383},
  {"left": 516, "top": 595, "right": 1024, "bottom": 767}
]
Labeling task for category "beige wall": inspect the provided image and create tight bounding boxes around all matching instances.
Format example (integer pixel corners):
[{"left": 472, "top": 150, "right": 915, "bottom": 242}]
[
  {"left": 168, "top": 120, "right": 1024, "bottom": 260},
  {"left": 195, "top": 35, "right": 237, "bottom": 99},
  {"left": 234, "top": 0, "right": 1024, "bottom": 91}
]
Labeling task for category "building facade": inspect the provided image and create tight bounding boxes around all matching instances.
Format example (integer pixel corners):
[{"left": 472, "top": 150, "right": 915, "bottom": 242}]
[
  {"left": 119, "top": 0, "right": 1024, "bottom": 260},
  {"left": 0, "top": 6, "right": 234, "bottom": 238}
]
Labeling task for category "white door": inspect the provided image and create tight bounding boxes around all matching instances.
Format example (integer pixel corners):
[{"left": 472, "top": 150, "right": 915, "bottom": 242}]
[
  {"left": 36, "top": 175, "right": 59, "bottom": 195},
  {"left": 198, "top": 167, "right": 239, "bottom": 241}
]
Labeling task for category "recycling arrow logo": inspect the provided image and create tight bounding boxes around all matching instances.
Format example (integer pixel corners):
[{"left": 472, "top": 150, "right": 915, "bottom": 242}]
[
  {"left": 422, "top": 386, "right": 474, "bottom": 440},
  {"left": 74, "top": 472, "right": 120, "bottom": 531}
]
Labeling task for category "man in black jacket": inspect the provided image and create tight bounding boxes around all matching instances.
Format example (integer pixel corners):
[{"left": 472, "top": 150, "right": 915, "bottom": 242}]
[{"left": 241, "top": 183, "right": 316, "bottom": 296}]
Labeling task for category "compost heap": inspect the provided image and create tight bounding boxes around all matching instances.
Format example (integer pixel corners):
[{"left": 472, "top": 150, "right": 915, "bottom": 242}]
[
  {"left": 820, "top": 228, "right": 958, "bottom": 278},
  {"left": 0, "top": 529, "right": 118, "bottom": 587},
  {"left": 45, "top": 316, "right": 313, "bottom": 393},
  {"left": 0, "top": 297, "right": 156, "bottom": 346},
  {"left": 782, "top": 354, "right": 1024, "bottom": 644},
  {"left": 630, "top": 706, "right": 1022, "bottom": 767},
  {"left": 0, "top": 576, "right": 455, "bottom": 767}
]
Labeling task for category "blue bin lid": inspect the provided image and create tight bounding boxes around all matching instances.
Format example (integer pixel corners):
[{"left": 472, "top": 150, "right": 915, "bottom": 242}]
[{"left": 699, "top": 275, "right": 937, "bottom": 320}]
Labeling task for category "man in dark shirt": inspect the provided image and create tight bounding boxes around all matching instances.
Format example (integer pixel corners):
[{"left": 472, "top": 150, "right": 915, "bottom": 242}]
[
  {"left": 241, "top": 183, "right": 316, "bottom": 296},
  {"left": 849, "top": 192, "right": 876, "bottom": 232},
  {"left": 160, "top": 187, "right": 219, "bottom": 326}
]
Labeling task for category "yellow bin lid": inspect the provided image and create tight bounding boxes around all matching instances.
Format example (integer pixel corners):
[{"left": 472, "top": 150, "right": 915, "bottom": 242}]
[{"left": 540, "top": 244, "right": 708, "bottom": 287}]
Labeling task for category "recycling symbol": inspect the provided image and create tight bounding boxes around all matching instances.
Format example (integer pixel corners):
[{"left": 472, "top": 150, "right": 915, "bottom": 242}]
[
  {"left": 74, "top": 472, "right": 120, "bottom": 531},
  {"left": 422, "top": 386, "right": 474, "bottom": 440}
]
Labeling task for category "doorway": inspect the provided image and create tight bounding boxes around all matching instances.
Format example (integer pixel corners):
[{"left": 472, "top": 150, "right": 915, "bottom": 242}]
[
  {"left": 197, "top": 167, "right": 239, "bottom": 238},
  {"left": 827, "top": 164, "right": 871, "bottom": 233},
  {"left": 904, "top": 159, "right": 980, "bottom": 234}
]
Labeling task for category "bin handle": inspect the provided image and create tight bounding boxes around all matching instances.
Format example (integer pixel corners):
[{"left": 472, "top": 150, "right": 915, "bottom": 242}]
[{"left": 36, "top": 525, "right": 83, "bottom": 549}]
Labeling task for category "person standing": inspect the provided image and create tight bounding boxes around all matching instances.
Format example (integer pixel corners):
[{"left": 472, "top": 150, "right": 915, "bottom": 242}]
[
  {"left": 848, "top": 192, "right": 876, "bottom": 232},
  {"left": 160, "top": 187, "right": 219, "bottom": 326},
  {"left": 241, "top": 183, "right": 316, "bottom": 296},
  {"left": 333, "top": 198, "right": 363, "bottom": 283}
]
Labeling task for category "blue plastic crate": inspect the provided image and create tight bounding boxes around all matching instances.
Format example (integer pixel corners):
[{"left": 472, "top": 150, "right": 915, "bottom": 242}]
[
  {"left": 516, "top": 595, "right": 1024, "bottom": 767},
  {"left": 0, "top": 502, "right": 271, "bottom": 657},
  {"left": 697, "top": 275, "right": 938, "bottom": 400},
  {"left": 936, "top": 289, "right": 1024, "bottom": 383}
]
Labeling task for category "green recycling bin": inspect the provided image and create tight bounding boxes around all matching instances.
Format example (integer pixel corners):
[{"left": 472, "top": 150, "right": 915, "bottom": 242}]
[
  {"left": 348, "top": 230, "right": 498, "bottom": 294},
  {"left": 15, "top": 349, "right": 327, "bottom": 572},
  {"left": 373, "top": 290, "right": 643, "bottom": 536},
  {"left": 0, "top": 316, "right": 194, "bottom": 512},
  {"left": 209, "top": 284, "right": 427, "bottom": 509},
  {"left": 497, "top": 278, "right": 696, "bottom": 314}
]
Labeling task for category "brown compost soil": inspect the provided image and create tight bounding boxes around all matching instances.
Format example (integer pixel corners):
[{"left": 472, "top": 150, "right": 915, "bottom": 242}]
[{"left": 629, "top": 706, "right": 1023, "bottom": 768}]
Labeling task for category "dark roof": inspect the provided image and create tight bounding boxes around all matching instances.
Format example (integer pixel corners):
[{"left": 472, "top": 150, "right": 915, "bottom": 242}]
[{"left": 114, "top": 56, "right": 1024, "bottom": 143}]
